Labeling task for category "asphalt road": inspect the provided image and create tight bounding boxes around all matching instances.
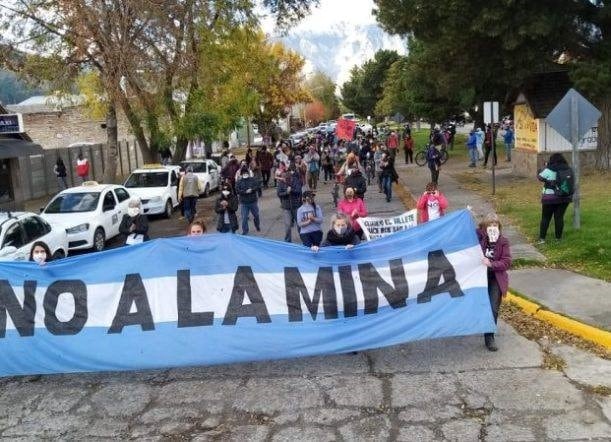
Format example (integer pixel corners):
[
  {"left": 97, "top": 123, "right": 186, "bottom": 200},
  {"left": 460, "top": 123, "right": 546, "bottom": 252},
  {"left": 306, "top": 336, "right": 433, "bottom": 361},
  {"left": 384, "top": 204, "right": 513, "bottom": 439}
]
[{"left": 3, "top": 167, "right": 610, "bottom": 440}]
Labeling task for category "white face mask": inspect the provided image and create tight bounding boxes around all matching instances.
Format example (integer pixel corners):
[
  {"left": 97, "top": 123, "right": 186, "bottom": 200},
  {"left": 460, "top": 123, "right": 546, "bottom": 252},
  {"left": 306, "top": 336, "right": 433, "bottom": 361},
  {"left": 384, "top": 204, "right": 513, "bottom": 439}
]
[
  {"left": 222, "top": 190, "right": 230, "bottom": 197},
  {"left": 33, "top": 252, "right": 46, "bottom": 263},
  {"left": 487, "top": 226, "right": 500, "bottom": 243},
  {"left": 346, "top": 169, "right": 353, "bottom": 176},
  {"left": 242, "top": 174, "right": 250, "bottom": 179},
  {"left": 334, "top": 226, "right": 347, "bottom": 235},
  {"left": 128, "top": 207, "right": 140, "bottom": 217}
]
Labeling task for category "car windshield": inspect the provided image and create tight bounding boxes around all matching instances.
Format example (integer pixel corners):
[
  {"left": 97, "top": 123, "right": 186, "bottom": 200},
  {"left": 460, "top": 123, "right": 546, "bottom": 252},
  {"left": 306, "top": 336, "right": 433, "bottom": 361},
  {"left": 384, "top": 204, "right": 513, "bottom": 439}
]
[
  {"left": 125, "top": 172, "right": 168, "bottom": 188},
  {"left": 181, "top": 162, "right": 206, "bottom": 173},
  {"left": 45, "top": 192, "right": 100, "bottom": 213}
]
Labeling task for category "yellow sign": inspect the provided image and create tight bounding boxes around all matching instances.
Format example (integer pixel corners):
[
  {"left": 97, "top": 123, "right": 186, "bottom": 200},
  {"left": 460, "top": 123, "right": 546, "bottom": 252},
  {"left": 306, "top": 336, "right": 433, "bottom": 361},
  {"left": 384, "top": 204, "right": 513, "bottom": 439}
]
[{"left": 514, "top": 104, "right": 538, "bottom": 151}]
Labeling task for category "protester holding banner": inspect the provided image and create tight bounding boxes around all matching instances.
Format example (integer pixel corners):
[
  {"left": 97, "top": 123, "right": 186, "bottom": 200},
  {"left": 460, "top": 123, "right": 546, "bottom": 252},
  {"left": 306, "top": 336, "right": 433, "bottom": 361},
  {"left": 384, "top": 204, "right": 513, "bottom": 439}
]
[
  {"left": 416, "top": 183, "right": 449, "bottom": 223},
  {"left": 186, "top": 218, "right": 207, "bottom": 236},
  {"left": 119, "top": 197, "right": 149, "bottom": 245},
  {"left": 479, "top": 213, "right": 512, "bottom": 352},
  {"left": 337, "top": 187, "right": 368, "bottom": 238},
  {"left": 214, "top": 182, "right": 239, "bottom": 233},
  {"left": 29, "top": 241, "right": 51, "bottom": 265},
  {"left": 312, "top": 213, "right": 360, "bottom": 251},
  {"left": 297, "top": 191, "right": 324, "bottom": 247}
]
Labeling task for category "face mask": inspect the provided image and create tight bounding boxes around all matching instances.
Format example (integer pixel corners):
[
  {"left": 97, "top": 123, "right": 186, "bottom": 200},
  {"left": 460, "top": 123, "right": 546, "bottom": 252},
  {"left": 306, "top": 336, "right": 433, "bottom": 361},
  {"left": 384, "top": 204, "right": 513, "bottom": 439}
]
[
  {"left": 346, "top": 169, "right": 353, "bottom": 176},
  {"left": 128, "top": 207, "right": 140, "bottom": 217},
  {"left": 222, "top": 190, "right": 230, "bottom": 197},
  {"left": 334, "top": 226, "right": 347, "bottom": 235},
  {"left": 487, "top": 226, "right": 500, "bottom": 243},
  {"left": 33, "top": 252, "right": 46, "bottom": 263},
  {"left": 242, "top": 174, "right": 250, "bottom": 179}
]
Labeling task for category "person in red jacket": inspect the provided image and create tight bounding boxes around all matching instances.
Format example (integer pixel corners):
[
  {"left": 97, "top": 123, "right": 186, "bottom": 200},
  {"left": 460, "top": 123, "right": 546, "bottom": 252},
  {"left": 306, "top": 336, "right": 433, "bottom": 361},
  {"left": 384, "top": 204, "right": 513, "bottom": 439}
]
[
  {"left": 416, "top": 182, "right": 448, "bottom": 223},
  {"left": 337, "top": 187, "right": 368, "bottom": 238},
  {"left": 478, "top": 213, "right": 512, "bottom": 352},
  {"left": 75, "top": 152, "right": 90, "bottom": 184}
]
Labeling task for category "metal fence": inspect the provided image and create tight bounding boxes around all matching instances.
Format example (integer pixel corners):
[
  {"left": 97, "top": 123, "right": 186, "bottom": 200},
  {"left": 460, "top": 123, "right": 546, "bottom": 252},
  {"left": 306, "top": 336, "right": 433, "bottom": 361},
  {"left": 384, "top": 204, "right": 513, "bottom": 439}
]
[{"left": 18, "top": 140, "right": 144, "bottom": 201}]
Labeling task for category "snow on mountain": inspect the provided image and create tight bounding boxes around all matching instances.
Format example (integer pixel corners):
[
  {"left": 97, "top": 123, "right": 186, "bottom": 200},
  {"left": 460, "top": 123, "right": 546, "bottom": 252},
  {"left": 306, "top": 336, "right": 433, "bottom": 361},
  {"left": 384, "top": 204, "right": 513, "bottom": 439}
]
[{"left": 279, "top": 23, "right": 406, "bottom": 89}]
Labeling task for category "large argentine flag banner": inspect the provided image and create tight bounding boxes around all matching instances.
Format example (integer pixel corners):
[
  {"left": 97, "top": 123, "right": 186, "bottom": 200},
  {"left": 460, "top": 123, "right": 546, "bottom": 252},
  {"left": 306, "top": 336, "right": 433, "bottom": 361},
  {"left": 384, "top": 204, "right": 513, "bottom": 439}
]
[{"left": 0, "top": 210, "right": 494, "bottom": 377}]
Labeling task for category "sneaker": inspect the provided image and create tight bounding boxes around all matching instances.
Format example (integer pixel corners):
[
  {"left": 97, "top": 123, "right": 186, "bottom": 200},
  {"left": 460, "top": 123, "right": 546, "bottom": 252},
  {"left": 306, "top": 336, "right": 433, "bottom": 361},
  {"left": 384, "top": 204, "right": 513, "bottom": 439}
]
[{"left": 536, "top": 239, "right": 546, "bottom": 245}]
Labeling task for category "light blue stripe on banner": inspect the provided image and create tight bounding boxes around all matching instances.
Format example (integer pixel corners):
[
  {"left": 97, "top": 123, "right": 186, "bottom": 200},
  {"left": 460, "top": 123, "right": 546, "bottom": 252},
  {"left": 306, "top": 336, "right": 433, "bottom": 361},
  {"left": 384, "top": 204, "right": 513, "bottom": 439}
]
[
  {"left": 0, "top": 210, "right": 479, "bottom": 286},
  {"left": 0, "top": 287, "right": 495, "bottom": 377}
]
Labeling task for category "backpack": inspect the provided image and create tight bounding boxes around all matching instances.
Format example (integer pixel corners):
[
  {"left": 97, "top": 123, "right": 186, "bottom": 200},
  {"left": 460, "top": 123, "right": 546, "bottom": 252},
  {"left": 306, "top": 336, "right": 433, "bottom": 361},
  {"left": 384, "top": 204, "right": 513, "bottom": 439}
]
[
  {"left": 554, "top": 167, "right": 575, "bottom": 197},
  {"left": 308, "top": 160, "right": 319, "bottom": 173}
]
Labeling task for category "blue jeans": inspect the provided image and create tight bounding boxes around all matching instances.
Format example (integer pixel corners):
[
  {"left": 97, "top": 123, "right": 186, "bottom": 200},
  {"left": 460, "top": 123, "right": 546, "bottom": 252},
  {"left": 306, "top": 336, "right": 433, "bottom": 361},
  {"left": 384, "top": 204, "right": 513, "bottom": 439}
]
[
  {"left": 183, "top": 196, "right": 198, "bottom": 222},
  {"left": 241, "top": 202, "right": 260, "bottom": 234},
  {"left": 382, "top": 175, "right": 392, "bottom": 201},
  {"left": 468, "top": 147, "right": 478, "bottom": 165}
]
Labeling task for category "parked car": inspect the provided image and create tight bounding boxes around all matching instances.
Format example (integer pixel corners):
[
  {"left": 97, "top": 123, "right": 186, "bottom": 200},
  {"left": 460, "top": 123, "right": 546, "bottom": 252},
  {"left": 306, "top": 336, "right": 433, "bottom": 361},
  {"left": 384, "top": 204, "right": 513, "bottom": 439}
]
[
  {"left": 124, "top": 165, "right": 180, "bottom": 218},
  {"left": 179, "top": 159, "right": 220, "bottom": 197},
  {"left": 0, "top": 212, "right": 69, "bottom": 261},
  {"left": 41, "top": 182, "right": 131, "bottom": 252}
]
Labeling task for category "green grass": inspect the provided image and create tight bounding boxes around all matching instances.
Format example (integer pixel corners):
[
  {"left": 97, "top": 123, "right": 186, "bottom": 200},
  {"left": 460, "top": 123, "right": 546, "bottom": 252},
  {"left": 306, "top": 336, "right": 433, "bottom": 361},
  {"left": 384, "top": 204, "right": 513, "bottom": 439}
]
[{"left": 459, "top": 171, "right": 611, "bottom": 281}]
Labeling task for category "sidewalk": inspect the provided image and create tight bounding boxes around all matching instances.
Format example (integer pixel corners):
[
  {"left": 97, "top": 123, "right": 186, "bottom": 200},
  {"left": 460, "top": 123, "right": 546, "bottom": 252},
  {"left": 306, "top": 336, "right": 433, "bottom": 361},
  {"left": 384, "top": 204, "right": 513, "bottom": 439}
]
[{"left": 395, "top": 158, "right": 611, "bottom": 339}]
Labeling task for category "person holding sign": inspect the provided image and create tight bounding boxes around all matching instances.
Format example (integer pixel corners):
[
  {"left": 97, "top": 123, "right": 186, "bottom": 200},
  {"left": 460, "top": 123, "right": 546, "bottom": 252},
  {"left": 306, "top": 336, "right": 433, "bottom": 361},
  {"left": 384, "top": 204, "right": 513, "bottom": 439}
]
[
  {"left": 416, "top": 182, "right": 448, "bottom": 223},
  {"left": 478, "top": 213, "right": 512, "bottom": 352},
  {"left": 297, "top": 191, "right": 324, "bottom": 248},
  {"left": 119, "top": 197, "right": 149, "bottom": 245},
  {"left": 311, "top": 213, "right": 360, "bottom": 251},
  {"left": 337, "top": 187, "right": 368, "bottom": 239}
]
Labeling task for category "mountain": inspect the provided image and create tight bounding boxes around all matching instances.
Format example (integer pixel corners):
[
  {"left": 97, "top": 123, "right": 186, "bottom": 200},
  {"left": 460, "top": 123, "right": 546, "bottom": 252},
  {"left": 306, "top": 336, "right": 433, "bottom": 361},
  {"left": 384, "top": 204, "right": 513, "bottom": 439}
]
[{"left": 278, "top": 23, "right": 406, "bottom": 91}]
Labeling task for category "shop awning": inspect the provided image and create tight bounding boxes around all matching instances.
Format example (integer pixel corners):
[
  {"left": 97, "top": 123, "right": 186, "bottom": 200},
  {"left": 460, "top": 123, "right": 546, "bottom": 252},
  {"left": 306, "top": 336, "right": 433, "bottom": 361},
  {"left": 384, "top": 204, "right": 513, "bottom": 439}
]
[{"left": 0, "top": 138, "right": 44, "bottom": 159}]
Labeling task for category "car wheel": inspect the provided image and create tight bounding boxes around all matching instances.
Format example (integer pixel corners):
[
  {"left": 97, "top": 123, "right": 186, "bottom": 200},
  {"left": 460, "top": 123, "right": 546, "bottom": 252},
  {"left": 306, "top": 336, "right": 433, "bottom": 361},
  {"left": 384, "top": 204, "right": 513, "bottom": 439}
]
[
  {"left": 164, "top": 199, "right": 173, "bottom": 219},
  {"left": 93, "top": 228, "right": 105, "bottom": 252},
  {"left": 51, "top": 249, "right": 65, "bottom": 260},
  {"left": 203, "top": 183, "right": 210, "bottom": 197}
]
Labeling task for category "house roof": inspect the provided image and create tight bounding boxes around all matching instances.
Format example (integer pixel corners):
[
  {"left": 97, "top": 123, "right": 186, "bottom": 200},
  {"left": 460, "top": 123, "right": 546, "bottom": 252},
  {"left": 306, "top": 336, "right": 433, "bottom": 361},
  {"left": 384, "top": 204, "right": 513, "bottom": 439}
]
[
  {"left": 508, "top": 71, "right": 573, "bottom": 119},
  {"left": 6, "top": 94, "right": 84, "bottom": 114}
]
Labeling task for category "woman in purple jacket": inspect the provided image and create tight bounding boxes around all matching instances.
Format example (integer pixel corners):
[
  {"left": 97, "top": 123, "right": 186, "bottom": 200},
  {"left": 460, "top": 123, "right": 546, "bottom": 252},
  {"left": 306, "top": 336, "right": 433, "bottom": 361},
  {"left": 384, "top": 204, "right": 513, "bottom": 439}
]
[{"left": 478, "top": 213, "right": 512, "bottom": 352}]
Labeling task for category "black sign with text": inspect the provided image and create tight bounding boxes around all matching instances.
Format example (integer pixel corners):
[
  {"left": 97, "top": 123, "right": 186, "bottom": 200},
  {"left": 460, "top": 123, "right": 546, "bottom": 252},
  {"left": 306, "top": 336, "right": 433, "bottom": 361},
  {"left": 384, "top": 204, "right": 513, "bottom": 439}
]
[{"left": 0, "top": 114, "right": 23, "bottom": 134}]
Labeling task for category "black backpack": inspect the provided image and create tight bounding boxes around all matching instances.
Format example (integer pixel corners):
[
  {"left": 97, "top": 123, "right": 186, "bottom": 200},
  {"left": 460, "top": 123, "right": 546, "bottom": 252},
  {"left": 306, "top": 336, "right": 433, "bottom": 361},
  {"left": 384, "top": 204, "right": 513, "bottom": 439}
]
[{"left": 554, "top": 167, "right": 575, "bottom": 197}]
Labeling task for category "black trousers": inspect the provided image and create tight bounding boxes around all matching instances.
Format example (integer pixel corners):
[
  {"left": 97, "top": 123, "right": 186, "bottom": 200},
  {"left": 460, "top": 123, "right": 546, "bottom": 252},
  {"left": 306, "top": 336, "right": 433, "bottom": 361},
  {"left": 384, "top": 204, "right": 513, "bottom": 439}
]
[
  {"left": 484, "top": 273, "right": 502, "bottom": 339},
  {"left": 539, "top": 202, "right": 570, "bottom": 240},
  {"left": 261, "top": 170, "right": 271, "bottom": 187},
  {"left": 404, "top": 149, "right": 413, "bottom": 163},
  {"left": 429, "top": 166, "right": 439, "bottom": 185},
  {"left": 484, "top": 145, "right": 497, "bottom": 166}
]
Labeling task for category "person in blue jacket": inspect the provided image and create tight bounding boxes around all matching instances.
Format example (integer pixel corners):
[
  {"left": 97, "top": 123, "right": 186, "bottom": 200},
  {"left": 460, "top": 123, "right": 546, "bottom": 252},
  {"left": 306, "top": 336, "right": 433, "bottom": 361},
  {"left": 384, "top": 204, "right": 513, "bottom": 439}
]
[{"left": 466, "top": 130, "right": 477, "bottom": 167}]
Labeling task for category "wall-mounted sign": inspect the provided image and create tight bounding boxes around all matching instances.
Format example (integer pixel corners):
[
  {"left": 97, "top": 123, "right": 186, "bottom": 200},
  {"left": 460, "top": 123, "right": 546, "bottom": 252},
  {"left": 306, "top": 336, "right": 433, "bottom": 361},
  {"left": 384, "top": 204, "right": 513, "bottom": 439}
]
[
  {"left": 514, "top": 104, "right": 538, "bottom": 151},
  {"left": 0, "top": 114, "right": 24, "bottom": 134}
]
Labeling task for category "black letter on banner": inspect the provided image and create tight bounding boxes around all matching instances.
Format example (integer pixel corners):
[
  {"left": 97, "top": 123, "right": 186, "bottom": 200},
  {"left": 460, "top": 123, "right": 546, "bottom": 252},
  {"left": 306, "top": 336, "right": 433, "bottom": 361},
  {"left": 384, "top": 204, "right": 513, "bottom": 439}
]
[
  {"left": 285, "top": 267, "right": 338, "bottom": 322},
  {"left": 339, "top": 265, "right": 357, "bottom": 317},
  {"left": 108, "top": 274, "right": 154, "bottom": 333},
  {"left": 222, "top": 266, "right": 270, "bottom": 325},
  {"left": 358, "top": 259, "right": 409, "bottom": 314},
  {"left": 417, "top": 250, "right": 465, "bottom": 303},
  {"left": 43, "top": 280, "right": 88, "bottom": 335},
  {"left": 177, "top": 269, "right": 213, "bottom": 327},
  {"left": 0, "top": 280, "right": 36, "bottom": 337}
]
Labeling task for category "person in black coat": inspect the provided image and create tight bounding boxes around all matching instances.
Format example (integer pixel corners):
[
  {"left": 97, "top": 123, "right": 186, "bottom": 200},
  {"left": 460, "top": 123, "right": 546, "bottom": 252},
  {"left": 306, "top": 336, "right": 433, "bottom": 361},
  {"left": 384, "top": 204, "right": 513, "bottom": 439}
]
[
  {"left": 215, "top": 182, "right": 239, "bottom": 233},
  {"left": 344, "top": 167, "right": 367, "bottom": 200},
  {"left": 311, "top": 213, "right": 360, "bottom": 252},
  {"left": 119, "top": 197, "right": 149, "bottom": 245}
]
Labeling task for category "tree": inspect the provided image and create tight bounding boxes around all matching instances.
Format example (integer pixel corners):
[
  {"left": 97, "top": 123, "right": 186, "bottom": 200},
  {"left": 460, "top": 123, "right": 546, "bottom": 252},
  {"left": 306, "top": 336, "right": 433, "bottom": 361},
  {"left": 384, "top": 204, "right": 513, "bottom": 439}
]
[
  {"left": 306, "top": 71, "right": 340, "bottom": 121},
  {"left": 374, "top": 0, "right": 610, "bottom": 168},
  {"left": 340, "top": 49, "right": 400, "bottom": 118},
  {"left": 305, "top": 100, "right": 326, "bottom": 124}
]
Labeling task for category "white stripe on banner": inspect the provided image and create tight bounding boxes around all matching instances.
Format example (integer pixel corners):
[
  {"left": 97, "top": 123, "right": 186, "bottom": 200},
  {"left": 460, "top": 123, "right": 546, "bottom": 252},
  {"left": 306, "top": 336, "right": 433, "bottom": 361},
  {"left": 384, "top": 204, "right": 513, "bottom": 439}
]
[{"left": 3, "top": 245, "right": 485, "bottom": 330}]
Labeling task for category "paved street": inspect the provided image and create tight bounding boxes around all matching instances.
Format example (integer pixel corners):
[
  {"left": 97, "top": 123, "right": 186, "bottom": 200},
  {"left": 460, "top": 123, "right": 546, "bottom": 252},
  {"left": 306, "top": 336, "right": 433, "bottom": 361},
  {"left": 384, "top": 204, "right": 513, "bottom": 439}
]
[{"left": 2, "top": 164, "right": 610, "bottom": 440}]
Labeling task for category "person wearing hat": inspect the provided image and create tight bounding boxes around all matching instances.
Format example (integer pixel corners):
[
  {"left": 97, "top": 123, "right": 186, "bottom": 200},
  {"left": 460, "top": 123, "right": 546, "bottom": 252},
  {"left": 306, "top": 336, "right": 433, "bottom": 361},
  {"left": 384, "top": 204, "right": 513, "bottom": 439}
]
[
  {"left": 297, "top": 191, "right": 323, "bottom": 247},
  {"left": 478, "top": 212, "right": 512, "bottom": 352}
]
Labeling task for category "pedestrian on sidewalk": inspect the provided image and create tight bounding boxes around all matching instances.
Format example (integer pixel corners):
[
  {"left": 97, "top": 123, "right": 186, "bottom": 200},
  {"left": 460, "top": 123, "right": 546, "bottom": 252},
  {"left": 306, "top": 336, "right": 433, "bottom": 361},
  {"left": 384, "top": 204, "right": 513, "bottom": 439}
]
[
  {"left": 297, "top": 191, "right": 323, "bottom": 248},
  {"left": 75, "top": 152, "right": 90, "bottom": 184},
  {"left": 466, "top": 130, "right": 477, "bottom": 167},
  {"left": 478, "top": 213, "right": 512, "bottom": 352},
  {"left": 311, "top": 213, "right": 360, "bottom": 251},
  {"left": 379, "top": 152, "right": 398, "bottom": 203},
  {"left": 236, "top": 165, "right": 262, "bottom": 235},
  {"left": 425, "top": 143, "right": 441, "bottom": 185},
  {"left": 214, "top": 182, "right": 239, "bottom": 233},
  {"left": 537, "top": 153, "right": 573, "bottom": 243},
  {"left": 503, "top": 125, "right": 514, "bottom": 162},
  {"left": 416, "top": 182, "right": 448, "bottom": 223},
  {"left": 483, "top": 124, "right": 497, "bottom": 168},
  {"left": 54, "top": 157, "right": 68, "bottom": 190},
  {"left": 403, "top": 133, "right": 414, "bottom": 164},
  {"left": 475, "top": 127, "right": 485, "bottom": 161},
  {"left": 277, "top": 164, "right": 302, "bottom": 242},
  {"left": 178, "top": 166, "right": 202, "bottom": 223},
  {"left": 337, "top": 187, "right": 367, "bottom": 240}
]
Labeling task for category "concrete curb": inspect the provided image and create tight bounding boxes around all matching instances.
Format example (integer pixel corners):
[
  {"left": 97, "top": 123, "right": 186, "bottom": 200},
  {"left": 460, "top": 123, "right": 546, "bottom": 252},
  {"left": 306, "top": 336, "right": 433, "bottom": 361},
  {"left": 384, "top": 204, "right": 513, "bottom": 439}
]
[{"left": 506, "top": 292, "right": 611, "bottom": 350}]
